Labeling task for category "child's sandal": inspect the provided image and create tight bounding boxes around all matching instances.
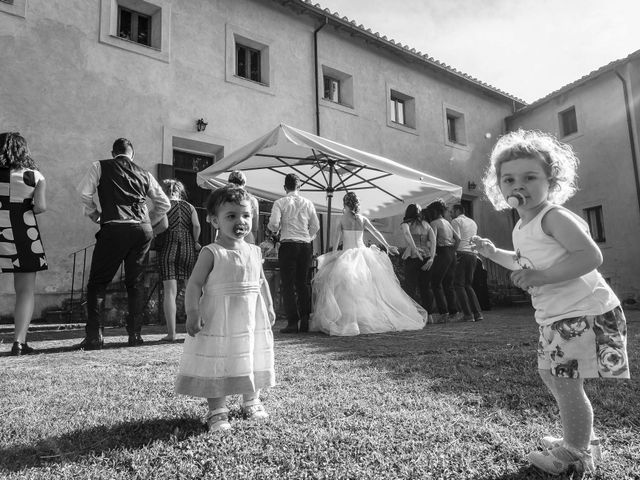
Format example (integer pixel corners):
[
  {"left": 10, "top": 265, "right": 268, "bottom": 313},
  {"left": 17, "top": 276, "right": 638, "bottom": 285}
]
[
  {"left": 241, "top": 399, "right": 269, "bottom": 420},
  {"left": 204, "top": 408, "right": 231, "bottom": 432},
  {"left": 540, "top": 436, "right": 603, "bottom": 462},
  {"left": 528, "top": 445, "right": 595, "bottom": 475}
]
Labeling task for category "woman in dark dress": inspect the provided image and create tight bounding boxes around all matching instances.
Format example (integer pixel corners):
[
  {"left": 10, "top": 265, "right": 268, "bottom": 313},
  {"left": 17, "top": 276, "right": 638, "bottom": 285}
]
[
  {"left": 0, "top": 133, "right": 48, "bottom": 355},
  {"left": 158, "top": 179, "right": 200, "bottom": 341}
]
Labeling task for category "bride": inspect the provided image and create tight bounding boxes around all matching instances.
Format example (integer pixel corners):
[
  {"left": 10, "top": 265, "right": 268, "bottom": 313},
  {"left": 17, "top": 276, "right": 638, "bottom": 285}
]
[{"left": 310, "top": 192, "right": 427, "bottom": 336}]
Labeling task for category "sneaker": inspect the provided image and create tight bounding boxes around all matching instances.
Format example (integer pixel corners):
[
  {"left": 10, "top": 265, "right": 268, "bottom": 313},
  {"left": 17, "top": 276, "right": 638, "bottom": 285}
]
[
  {"left": 205, "top": 408, "right": 231, "bottom": 432},
  {"left": 473, "top": 314, "right": 484, "bottom": 322},
  {"left": 541, "top": 436, "right": 602, "bottom": 462},
  {"left": 528, "top": 445, "right": 595, "bottom": 475},
  {"left": 462, "top": 314, "right": 474, "bottom": 322},
  {"left": 11, "top": 342, "right": 37, "bottom": 356},
  {"left": 242, "top": 399, "right": 269, "bottom": 420}
]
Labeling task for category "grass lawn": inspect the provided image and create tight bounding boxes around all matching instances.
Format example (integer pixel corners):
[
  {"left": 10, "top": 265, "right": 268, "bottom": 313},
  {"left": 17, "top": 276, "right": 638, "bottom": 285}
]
[{"left": 1, "top": 306, "right": 638, "bottom": 479}]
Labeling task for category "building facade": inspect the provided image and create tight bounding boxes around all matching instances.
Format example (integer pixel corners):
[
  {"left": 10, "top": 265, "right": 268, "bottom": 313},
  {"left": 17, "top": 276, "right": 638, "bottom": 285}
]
[
  {"left": 506, "top": 51, "right": 640, "bottom": 306},
  {"left": 12, "top": 0, "right": 637, "bottom": 318}
]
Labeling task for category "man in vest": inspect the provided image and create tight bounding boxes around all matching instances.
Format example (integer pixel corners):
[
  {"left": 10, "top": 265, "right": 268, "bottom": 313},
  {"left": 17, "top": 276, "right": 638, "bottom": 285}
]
[{"left": 77, "top": 138, "right": 170, "bottom": 349}]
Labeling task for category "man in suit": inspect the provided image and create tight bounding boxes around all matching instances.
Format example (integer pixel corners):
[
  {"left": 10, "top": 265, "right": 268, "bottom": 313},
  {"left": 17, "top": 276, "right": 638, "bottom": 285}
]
[
  {"left": 268, "top": 173, "right": 319, "bottom": 333},
  {"left": 77, "top": 138, "right": 170, "bottom": 349}
]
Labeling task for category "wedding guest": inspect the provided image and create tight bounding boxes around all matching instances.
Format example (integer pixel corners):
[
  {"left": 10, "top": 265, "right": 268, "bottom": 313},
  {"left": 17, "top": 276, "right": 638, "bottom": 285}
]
[
  {"left": 451, "top": 204, "right": 483, "bottom": 322},
  {"left": 158, "top": 179, "right": 200, "bottom": 341},
  {"left": 0, "top": 132, "right": 48, "bottom": 356},
  {"left": 400, "top": 204, "right": 435, "bottom": 318},
  {"left": 77, "top": 138, "right": 170, "bottom": 349},
  {"left": 267, "top": 173, "right": 319, "bottom": 333}
]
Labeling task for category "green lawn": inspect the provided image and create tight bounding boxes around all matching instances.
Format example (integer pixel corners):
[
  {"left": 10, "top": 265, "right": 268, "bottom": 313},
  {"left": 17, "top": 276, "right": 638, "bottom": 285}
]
[{"left": 1, "top": 306, "right": 638, "bottom": 479}]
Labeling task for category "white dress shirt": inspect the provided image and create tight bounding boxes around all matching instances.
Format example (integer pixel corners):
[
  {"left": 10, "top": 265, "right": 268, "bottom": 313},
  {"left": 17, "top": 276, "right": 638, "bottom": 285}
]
[
  {"left": 451, "top": 214, "right": 478, "bottom": 253},
  {"left": 267, "top": 191, "right": 319, "bottom": 242},
  {"left": 78, "top": 158, "right": 170, "bottom": 224}
]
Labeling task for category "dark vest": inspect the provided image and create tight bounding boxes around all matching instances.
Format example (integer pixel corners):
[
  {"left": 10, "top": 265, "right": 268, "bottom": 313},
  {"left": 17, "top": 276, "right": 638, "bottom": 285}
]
[{"left": 97, "top": 156, "right": 150, "bottom": 224}]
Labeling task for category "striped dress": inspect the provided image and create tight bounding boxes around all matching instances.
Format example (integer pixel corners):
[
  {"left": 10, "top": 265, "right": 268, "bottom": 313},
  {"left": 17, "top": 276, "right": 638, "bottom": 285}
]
[
  {"left": 175, "top": 243, "right": 275, "bottom": 398},
  {"left": 158, "top": 199, "right": 197, "bottom": 281}
]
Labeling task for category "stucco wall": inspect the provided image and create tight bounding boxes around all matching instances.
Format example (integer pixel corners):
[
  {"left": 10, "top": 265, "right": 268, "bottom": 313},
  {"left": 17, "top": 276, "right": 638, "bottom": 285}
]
[
  {"left": 0, "top": 0, "right": 518, "bottom": 317},
  {"left": 507, "top": 70, "right": 640, "bottom": 303}
]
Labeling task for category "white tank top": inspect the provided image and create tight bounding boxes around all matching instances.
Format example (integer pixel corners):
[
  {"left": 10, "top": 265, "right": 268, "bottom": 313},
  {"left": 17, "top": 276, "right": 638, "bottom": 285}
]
[{"left": 512, "top": 204, "right": 619, "bottom": 325}]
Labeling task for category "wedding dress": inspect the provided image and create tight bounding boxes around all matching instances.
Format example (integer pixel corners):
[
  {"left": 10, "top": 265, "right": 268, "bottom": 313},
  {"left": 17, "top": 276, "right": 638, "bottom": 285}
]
[{"left": 310, "top": 229, "right": 427, "bottom": 336}]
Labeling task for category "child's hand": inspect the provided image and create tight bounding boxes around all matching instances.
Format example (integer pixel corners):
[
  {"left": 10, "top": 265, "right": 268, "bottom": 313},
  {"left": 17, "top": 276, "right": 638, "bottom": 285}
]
[
  {"left": 186, "top": 312, "right": 203, "bottom": 337},
  {"left": 510, "top": 268, "right": 546, "bottom": 290},
  {"left": 470, "top": 235, "right": 496, "bottom": 257},
  {"left": 387, "top": 245, "right": 399, "bottom": 256}
]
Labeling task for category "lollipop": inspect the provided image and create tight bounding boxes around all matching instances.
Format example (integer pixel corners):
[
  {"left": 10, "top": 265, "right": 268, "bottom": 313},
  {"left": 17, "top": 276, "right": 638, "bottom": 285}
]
[{"left": 507, "top": 193, "right": 526, "bottom": 208}]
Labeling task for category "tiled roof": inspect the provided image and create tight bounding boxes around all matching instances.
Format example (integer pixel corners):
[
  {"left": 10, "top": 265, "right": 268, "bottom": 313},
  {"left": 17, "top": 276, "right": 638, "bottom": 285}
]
[
  {"left": 512, "top": 48, "right": 640, "bottom": 116},
  {"left": 274, "top": 0, "right": 527, "bottom": 106}
]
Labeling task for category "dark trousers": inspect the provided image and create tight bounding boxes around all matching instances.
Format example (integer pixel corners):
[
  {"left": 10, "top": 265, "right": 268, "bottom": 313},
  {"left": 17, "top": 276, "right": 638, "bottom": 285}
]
[
  {"left": 454, "top": 252, "right": 482, "bottom": 317},
  {"left": 404, "top": 257, "right": 434, "bottom": 313},
  {"left": 430, "top": 245, "right": 459, "bottom": 315},
  {"left": 86, "top": 223, "right": 153, "bottom": 337},
  {"left": 278, "top": 241, "right": 312, "bottom": 327}
]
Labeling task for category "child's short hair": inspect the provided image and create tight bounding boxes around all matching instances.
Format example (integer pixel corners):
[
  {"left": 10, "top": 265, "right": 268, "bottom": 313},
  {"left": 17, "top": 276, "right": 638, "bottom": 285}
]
[
  {"left": 284, "top": 173, "right": 300, "bottom": 192},
  {"left": 483, "top": 129, "right": 579, "bottom": 210},
  {"left": 0, "top": 132, "right": 38, "bottom": 170},
  {"left": 206, "top": 185, "right": 251, "bottom": 216}
]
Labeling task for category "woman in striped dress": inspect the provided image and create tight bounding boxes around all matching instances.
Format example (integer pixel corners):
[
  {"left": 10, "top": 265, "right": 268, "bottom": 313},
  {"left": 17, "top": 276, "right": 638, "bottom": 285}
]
[{"left": 158, "top": 179, "right": 200, "bottom": 341}]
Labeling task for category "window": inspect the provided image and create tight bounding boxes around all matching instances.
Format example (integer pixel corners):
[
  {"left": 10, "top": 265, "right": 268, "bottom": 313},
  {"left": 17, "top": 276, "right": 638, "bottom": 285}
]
[
  {"left": 324, "top": 76, "right": 340, "bottom": 103},
  {"left": 320, "top": 65, "right": 354, "bottom": 111},
  {"left": 584, "top": 206, "right": 605, "bottom": 242},
  {"left": 444, "top": 106, "right": 467, "bottom": 147},
  {"left": 118, "top": 7, "right": 151, "bottom": 46},
  {"left": 236, "top": 44, "right": 262, "bottom": 82},
  {"left": 99, "top": 0, "right": 170, "bottom": 62},
  {"left": 0, "top": 0, "right": 25, "bottom": 18},
  {"left": 386, "top": 88, "right": 416, "bottom": 132},
  {"left": 226, "top": 24, "right": 273, "bottom": 94},
  {"left": 390, "top": 96, "right": 405, "bottom": 125},
  {"left": 560, "top": 106, "right": 578, "bottom": 137},
  {"left": 447, "top": 114, "right": 457, "bottom": 143}
]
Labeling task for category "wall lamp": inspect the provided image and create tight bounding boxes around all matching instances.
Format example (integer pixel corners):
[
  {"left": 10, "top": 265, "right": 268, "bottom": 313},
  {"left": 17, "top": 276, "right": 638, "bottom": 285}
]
[
  {"left": 196, "top": 118, "right": 208, "bottom": 132},
  {"left": 467, "top": 181, "right": 477, "bottom": 190}
]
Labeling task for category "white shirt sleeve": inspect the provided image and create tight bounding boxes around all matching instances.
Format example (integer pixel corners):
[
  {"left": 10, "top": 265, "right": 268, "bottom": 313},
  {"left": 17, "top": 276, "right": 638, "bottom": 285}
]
[{"left": 78, "top": 161, "right": 101, "bottom": 218}]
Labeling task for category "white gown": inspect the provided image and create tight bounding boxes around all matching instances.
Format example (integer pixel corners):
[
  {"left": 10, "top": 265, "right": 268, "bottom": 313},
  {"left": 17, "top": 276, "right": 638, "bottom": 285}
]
[{"left": 310, "top": 230, "right": 427, "bottom": 336}]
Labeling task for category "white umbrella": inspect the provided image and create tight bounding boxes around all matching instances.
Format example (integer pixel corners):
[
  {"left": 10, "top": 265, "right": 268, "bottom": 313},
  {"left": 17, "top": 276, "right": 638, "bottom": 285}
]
[{"left": 197, "top": 123, "right": 462, "bottom": 251}]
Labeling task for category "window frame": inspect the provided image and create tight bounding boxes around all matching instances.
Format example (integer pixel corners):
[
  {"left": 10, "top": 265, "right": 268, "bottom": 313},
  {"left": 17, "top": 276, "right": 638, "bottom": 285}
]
[
  {"left": 117, "top": 5, "right": 152, "bottom": 47},
  {"left": 583, "top": 205, "right": 606, "bottom": 243},
  {"left": 0, "top": 0, "right": 26, "bottom": 18},
  {"left": 319, "top": 64, "right": 355, "bottom": 114},
  {"left": 236, "top": 43, "right": 262, "bottom": 83},
  {"left": 559, "top": 106, "right": 578, "bottom": 138},
  {"left": 443, "top": 104, "right": 469, "bottom": 149},
  {"left": 386, "top": 86, "right": 416, "bottom": 134},
  {"left": 225, "top": 23, "right": 274, "bottom": 95},
  {"left": 99, "top": 0, "right": 170, "bottom": 63}
]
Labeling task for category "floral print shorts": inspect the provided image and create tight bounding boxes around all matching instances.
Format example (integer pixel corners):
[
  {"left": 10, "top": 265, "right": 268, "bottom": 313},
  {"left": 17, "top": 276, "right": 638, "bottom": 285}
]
[{"left": 537, "top": 306, "right": 630, "bottom": 379}]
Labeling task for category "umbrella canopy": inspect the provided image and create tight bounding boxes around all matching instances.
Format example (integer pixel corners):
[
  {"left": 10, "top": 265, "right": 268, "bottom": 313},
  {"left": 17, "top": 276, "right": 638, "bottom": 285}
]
[{"left": 197, "top": 123, "right": 462, "bottom": 248}]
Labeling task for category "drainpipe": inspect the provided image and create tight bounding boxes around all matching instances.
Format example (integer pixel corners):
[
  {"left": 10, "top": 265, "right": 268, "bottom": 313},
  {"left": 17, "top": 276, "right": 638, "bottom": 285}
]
[
  {"left": 313, "top": 17, "right": 328, "bottom": 136},
  {"left": 615, "top": 69, "right": 640, "bottom": 218}
]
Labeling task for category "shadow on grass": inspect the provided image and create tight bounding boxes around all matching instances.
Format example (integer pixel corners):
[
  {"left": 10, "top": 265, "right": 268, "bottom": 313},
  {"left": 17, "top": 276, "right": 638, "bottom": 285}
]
[
  {"left": 0, "top": 417, "right": 203, "bottom": 472},
  {"left": 276, "top": 310, "right": 640, "bottom": 430}
]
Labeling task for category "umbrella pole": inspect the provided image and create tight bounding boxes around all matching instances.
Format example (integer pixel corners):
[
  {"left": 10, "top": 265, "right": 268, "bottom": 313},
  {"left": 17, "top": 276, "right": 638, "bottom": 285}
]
[{"left": 325, "top": 161, "right": 335, "bottom": 253}]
